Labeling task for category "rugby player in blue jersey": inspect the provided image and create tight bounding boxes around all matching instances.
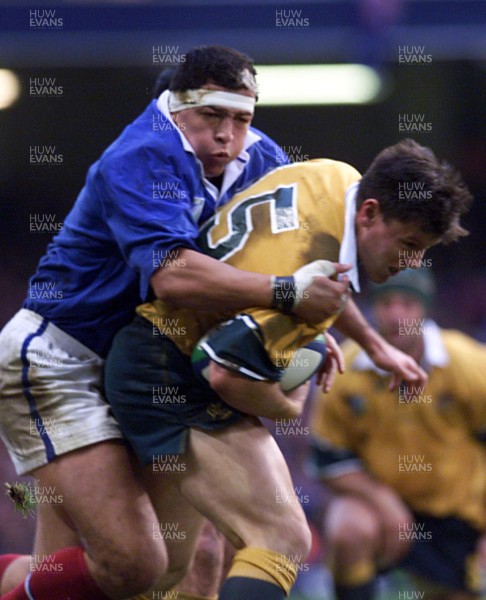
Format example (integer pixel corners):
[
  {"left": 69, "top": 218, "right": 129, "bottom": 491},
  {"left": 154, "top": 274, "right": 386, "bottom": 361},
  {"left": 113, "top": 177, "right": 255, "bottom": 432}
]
[{"left": 0, "top": 45, "right": 352, "bottom": 600}]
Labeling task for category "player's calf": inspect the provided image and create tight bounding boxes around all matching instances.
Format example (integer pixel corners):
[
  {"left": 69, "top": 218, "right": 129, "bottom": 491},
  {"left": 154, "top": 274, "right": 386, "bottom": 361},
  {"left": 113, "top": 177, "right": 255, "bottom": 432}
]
[{"left": 173, "top": 520, "right": 225, "bottom": 598}]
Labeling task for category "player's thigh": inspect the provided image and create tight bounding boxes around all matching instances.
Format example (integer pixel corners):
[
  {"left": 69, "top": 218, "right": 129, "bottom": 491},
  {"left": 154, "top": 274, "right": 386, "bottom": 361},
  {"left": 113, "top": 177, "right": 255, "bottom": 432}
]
[
  {"left": 178, "top": 417, "right": 311, "bottom": 556},
  {"left": 33, "top": 440, "right": 165, "bottom": 568}
]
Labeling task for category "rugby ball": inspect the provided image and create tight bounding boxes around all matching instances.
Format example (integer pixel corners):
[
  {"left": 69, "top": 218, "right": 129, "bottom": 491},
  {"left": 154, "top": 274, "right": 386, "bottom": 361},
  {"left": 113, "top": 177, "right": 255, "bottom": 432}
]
[
  {"left": 191, "top": 334, "right": 327, "bottom": 393},
  {"left": 279, "top": 336, "right": 327, "bottom": 392}
]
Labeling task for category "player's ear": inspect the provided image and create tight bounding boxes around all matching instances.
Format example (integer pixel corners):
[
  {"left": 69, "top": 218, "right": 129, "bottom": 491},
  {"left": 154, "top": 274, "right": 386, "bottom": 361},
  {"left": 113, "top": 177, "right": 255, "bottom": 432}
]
[{"left": 356, "top": 198, "right": 381, "bottom": 227}]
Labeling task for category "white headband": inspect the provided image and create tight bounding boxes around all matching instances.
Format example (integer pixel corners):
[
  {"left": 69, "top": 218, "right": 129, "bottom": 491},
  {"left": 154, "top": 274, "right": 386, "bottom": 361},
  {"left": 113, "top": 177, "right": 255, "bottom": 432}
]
[{"left": 169, "top": 89, "right": 255, "bottom": 114}]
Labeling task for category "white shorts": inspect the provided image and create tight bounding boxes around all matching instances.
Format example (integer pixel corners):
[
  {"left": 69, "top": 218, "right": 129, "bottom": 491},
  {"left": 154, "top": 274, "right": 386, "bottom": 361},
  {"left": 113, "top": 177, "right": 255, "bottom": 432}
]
[{"left": 0, "top": 309, "right": 122, "bottom": 475}]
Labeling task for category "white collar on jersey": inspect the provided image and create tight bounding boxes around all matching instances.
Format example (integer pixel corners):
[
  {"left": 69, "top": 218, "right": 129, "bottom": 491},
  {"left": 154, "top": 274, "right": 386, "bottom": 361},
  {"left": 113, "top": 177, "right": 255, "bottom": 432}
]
[
  {"left": 156, "top": 90, "right": 261, "bottom": 202},
  {"left": 339, "top": 181, "right": 360, "bottom": 293},
  {"left": 352, "top": 319, "right": 450, "bottom": 375}
]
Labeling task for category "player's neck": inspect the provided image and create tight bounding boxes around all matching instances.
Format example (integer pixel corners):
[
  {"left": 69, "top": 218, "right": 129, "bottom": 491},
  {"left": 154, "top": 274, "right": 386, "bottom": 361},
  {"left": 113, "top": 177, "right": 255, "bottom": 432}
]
[{"left": 207, "top": 173, "right": 224, "bottom": 190}]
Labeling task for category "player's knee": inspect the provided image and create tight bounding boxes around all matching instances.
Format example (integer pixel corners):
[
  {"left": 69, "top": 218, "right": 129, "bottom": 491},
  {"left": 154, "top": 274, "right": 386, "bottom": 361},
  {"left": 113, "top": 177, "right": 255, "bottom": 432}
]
[
  {"left": 291, "top": 516, "right": 313, "bottom": 560},
  {"left": 97, "top": 538, "right": 168, "bottom": 596},
  {"left": 271, "top": 505, "right": 313, "bottom": 559},
  {"left": 327, "top": 510, "right": 380, "bottom": 555}
]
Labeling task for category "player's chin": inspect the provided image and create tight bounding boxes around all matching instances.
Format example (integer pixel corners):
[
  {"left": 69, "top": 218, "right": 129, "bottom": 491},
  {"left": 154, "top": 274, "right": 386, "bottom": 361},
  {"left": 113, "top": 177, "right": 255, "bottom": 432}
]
[
  {"left": 367, "top": 269, "right": 389, "bottom": 284},
  {"left": 371, "top": 265, "right": 401, "bottom": 283},
  {"left": 204, "top": 166, "right": 225, "bottom": 178},
  {"left": 204, "top": 157, "right": 232, "bottom": 177}
]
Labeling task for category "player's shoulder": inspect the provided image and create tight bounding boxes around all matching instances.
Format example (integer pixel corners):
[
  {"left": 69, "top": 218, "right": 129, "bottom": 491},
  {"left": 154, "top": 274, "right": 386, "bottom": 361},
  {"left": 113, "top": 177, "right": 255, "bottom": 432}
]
[
  {"left": 99, "top": 101, "right": 182, "bottom": 175},
  {"left": 282, "top": 160, "right": 361, "bottom": 203},
  {"left": 248, "top": 126, "right": 286, "bottom": 156},
  {"left": 244, "top": 158, "right": 360, "bottom": 191},
  {"left": 305, "top": 158, "right": 361, "bottom": 180},
  {"left": 440, "top": 328, "right": 486, "bottom": 366},
  {"left": 276, "top": 158, "right": 360, "bottom": 179}
]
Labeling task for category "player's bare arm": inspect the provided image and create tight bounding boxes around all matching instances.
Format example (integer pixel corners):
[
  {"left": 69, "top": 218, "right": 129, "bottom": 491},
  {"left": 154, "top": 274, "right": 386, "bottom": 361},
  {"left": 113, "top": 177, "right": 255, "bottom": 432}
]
[
  {"left": 151, "top": 249, "right": 351, "bottom": 323},
  {"left": 334, "top": 295, "right": 428, "bottom": 390},
  {"left": 152, "top": 248, "right": 272, "bottom": 309},
  {"left": 208, "top": 361, "right": 309, "bottom": 420}
]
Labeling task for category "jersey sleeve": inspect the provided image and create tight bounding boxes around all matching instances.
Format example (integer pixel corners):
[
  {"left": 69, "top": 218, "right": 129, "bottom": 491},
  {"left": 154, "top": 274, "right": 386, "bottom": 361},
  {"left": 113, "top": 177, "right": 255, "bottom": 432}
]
[
  {"left": 238, "top": 306, "right": 337, "bottom": 370},
  {"left": 201, "top": 314, "right": 285, "bottom": 382},
  {"left": 98, "top": 156, "right": 201, "bottom": 300}
]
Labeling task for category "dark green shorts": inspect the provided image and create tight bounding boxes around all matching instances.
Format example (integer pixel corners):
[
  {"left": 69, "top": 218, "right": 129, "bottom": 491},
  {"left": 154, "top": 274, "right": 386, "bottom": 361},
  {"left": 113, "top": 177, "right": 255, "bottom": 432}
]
[
  {"left": 399, "top": 512, "right": 483, "bottom": 595},
  {"left": 104, "top": 316, "right": 244, "bottom": 466}
]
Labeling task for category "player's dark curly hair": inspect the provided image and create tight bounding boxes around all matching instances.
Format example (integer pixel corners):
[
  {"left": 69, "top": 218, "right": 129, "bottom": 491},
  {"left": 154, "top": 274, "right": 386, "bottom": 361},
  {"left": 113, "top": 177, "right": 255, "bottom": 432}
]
[
  {"left": 169, "top": 45, "right": 257, "bottom": 94},
  {"left": 153, "top": 66, "right": 178, "bottom": 98},
  {"left": 357, "top": 139, "right": 472, "bottom": 243}
]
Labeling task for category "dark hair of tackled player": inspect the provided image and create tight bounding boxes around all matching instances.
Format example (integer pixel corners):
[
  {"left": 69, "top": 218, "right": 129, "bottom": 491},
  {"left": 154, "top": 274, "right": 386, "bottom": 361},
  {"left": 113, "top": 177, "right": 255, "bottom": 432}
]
[
  {"left": 169, "top": 45, "right": 258, "bottom": 96},
  {"left": 356, "top": 138, "right": 473, "bottom": 243}
]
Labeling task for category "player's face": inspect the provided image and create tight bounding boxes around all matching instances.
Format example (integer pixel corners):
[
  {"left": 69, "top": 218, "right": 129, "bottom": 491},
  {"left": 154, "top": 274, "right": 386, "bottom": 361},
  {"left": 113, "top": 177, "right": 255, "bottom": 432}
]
[
  {"left": 171, "top": 84, "right": 255, "bottom": 178},
  {"left": 373, "top": 292, "right": 426, "bottom": 354},
  {"left": 356, "top": 199, "right": 438, "bottom": 283}
]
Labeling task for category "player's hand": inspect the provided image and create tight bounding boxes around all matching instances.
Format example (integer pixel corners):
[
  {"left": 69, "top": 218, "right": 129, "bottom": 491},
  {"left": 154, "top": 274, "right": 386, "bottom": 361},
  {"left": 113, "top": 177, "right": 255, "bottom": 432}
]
[
  {"left": 367, "top": 338, "right": 427, "bottom": 391},
  {"left": 293, "top": 262, "right": 351, "bottom": 323},
  {"left": 316, "top": 332, "right": 345, "bottom": 393}
]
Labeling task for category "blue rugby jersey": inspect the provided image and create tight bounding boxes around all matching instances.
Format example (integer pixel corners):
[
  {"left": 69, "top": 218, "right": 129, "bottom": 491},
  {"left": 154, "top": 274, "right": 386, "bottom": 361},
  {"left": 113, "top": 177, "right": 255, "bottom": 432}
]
[{"left": 23, "top": 99, "right": 287, "bottom": 356}]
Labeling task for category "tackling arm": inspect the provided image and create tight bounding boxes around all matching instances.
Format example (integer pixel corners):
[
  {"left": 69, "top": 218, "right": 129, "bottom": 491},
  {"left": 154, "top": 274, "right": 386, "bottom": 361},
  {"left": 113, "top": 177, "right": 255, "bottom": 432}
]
[
  {"left": 150, "top": 249, "right": 351, "bottom": 323},
  {"left": 151, "top": 248, "right": 272, "bottom": 311}
]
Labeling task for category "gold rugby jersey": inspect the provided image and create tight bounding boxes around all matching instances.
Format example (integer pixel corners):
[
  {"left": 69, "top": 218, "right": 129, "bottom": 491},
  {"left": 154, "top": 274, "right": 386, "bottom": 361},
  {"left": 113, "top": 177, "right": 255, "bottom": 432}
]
[
  {"left": 138, "top": 159, "right": 361, "bottom": 365},
  {"left": 310, "top": 328, "right": 486, "bottom": 530}
]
